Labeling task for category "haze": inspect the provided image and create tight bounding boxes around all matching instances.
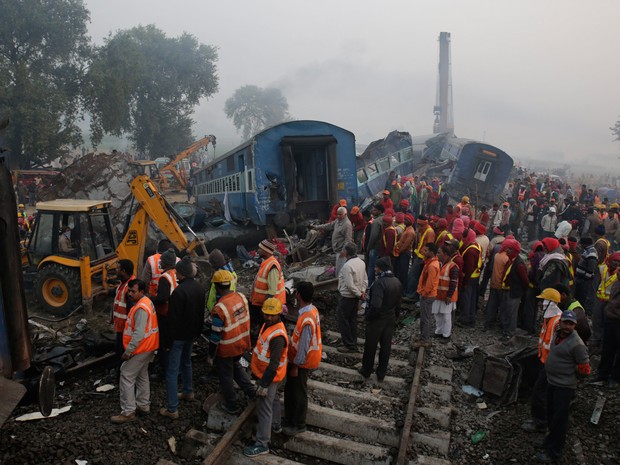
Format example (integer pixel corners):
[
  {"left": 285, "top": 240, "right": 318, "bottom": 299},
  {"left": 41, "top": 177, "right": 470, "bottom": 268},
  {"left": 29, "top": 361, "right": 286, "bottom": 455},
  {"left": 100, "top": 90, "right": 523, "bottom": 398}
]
[{"left": 84, "top": 0, "right": 620, "bottom": 170}]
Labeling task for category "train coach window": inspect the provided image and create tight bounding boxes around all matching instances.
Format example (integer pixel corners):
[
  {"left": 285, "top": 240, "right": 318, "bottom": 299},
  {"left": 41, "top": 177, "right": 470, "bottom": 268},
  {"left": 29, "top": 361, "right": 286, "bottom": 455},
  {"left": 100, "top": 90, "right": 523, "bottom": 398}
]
[
  {"left": 378, "top": 158, "right": 390, "bottom": 173},
  {"left": 366, "top": 163, "right": 379, "bottom": 179},
  {"left": 401, "top": 147, "right": 414, "bottom": 161},
  {"left": 357, "top": 168, "right": 368, "bottom": 184},
  {"left": 227, "top": 157, "right": 235, "bottom": 172}
]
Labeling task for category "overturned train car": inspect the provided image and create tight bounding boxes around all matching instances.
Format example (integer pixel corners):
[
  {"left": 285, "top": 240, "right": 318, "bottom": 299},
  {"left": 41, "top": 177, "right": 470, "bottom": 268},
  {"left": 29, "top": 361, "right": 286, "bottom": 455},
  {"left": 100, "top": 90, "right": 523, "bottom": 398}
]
[{"left": 193, "top": 120, "right": 358, "bottom": 227}]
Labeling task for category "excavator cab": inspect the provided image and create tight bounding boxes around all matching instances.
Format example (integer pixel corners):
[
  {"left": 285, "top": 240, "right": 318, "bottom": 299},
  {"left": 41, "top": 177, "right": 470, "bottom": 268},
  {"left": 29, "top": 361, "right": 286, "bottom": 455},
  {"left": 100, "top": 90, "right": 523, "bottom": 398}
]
[{"left": 24, "top": 200, "right": 118, "bottom": 315}]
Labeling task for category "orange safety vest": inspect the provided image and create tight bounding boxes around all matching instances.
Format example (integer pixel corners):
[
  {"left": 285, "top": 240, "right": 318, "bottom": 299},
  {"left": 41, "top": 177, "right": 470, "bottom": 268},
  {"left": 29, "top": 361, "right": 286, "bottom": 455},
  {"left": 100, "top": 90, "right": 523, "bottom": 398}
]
[
  {"left": 212, "top": 292, "right": 252, "bottom": 358},
  {"left": 462, "top": 243, "right": 483, "bottom": 278},
  {"left": 437, "top": 260, "right": 459, "bottom": 302},
  {"left": 414, "top": 227, "right": 431, "bottom": 259},
  {"left": 113, "top": 275, "right": 136, "bottom": 333},
  {"left": 250, "top": 255, "right": 286, "bottom": 306},
  {"left": 155, "top": 269, "right": 178, "bottom": 317},
  {"left": 147, "top": 254, "right": 162, "bottom": 296},
  {"left": 518, "top": 188, "right": 526, "bottom": 202},
  {"left": 597, "top": 264, "right": 617, "bottom": 301},
  {"left": 251, "top": 321, "right": 288, "bottom": 383},
  {"left": 123, "top": 296, "right": 159, "bottom": 355},
  {"left": 538, "top": 314, "right": 561, "bottom": 364},
  {"left": 289, "top": 305, "right": 322, "bottom": 370}
]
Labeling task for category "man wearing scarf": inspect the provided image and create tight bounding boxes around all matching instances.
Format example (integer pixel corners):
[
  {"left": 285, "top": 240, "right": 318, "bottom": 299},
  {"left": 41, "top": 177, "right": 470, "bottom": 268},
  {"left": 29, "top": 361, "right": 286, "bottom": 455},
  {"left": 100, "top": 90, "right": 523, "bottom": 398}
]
[
  {"left": 404, "top": 215, "right": 435, "bottom": 302},
  {"left": 497, "top": 239, "right": 528, "bottom": 339},
  {"left": 537, "top": 237, "right": 571, "bottom": 294}
]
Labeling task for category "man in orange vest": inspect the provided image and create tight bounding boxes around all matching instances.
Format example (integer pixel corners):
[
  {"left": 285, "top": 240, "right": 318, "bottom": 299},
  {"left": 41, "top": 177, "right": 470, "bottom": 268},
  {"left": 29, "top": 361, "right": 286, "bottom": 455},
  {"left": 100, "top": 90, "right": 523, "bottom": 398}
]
[
  {"left": 414, "top": 243, "right": 440, "bottom": 347},
  {"left": 111, "top": 279, "right": 159, "bottom": 424},
  {"left": 142, "top": 239, "right": 172, "bottom": 296},
  {"left": 404, "top": 215, "right": 435, "bottom": 301},
  {"left": 433, "top": 244, "right": 459, "bottom": 340},
  {"left": 457, "top": 229, "right": 483, "bottom": 328},
  {"left": 160, "top": 257, "right": 205, "bottom": 420},
  {"left": 110, "top": 259, "right": 136, "bottom": 371},
  {"left": 521, "top": 288, "right": 562, "bottom": 433},
  {"left": 244, "top": 298, "right": 288, "bottom": 457},
  {"left": 250, "top": 239, "right": 286, "bottom": 326},
  {"left": 283, "top": 282, "right": 322, "bottom": 436},
  {"left": 209, "top": 270, "right": 255, "bottom": 415},
  {"left": 149, "top": 249, "right": 178, "bottom": 381}
]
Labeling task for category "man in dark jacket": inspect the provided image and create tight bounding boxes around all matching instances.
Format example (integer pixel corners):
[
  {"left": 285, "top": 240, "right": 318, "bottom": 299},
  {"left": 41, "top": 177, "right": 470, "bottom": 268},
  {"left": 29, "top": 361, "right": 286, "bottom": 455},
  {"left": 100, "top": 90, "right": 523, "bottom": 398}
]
[
  {"left": 358, "top": 257, "right": 401, "bottom": 382},
  {"left": 553, "top": 284, "right": 591, "bottom": 344},
  {"left": 593, "top": 276, "right": 620, "bottom": 387},
  {"left": 574, "top": 237, "right": 598, "bottom": 313},
  {"left": 160, "top": 256, "right": 206, "bottom": 419}
]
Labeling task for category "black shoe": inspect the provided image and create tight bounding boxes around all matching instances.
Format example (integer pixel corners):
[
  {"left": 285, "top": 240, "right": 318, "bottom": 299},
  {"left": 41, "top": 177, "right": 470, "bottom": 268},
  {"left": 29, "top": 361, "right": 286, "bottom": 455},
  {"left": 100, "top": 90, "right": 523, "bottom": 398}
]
[
  {"left": 432, "top": 333, "right": 444, "bottom": 338},
  {"left": 282, "top": 425, "right": 306, "bottom": 436}
]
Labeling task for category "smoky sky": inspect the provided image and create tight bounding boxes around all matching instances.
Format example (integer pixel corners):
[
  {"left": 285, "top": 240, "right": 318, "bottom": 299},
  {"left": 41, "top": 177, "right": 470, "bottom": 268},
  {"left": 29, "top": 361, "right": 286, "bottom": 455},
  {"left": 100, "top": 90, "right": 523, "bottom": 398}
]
[{"left": 84, "top": 0, "right": 620, "bottom": 168}]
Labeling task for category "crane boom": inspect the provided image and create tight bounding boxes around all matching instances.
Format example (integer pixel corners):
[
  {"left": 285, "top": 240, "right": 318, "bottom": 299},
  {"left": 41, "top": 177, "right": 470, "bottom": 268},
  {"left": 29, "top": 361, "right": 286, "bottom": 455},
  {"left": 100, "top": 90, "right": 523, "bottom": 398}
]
[{"left": 160, "top": 135, "right": 216, "bottom": 189}]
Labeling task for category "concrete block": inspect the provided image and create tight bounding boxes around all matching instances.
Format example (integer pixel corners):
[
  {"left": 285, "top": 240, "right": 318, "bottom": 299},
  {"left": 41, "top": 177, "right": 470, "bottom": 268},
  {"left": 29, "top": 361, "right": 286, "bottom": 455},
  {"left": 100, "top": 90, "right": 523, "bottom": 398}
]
[
  {"left": 226, "top": 452, "right": 305, "bottom": 465},
  {"left": 408, "top": 455, "right": 452, "bottom": 465},
  {"left": 424, "top": 383, "right": 453, "bottom": 403},
  {"left": 283, "top": 430, "right": 392, "bottom": 465},
  {"left": 305, "top": 402, "right": 398, "bottom": 447},
  {"left": 317, "top": 361, "right": 407, "bottom": 393},
  {"left": 207, "top": 404, "right": 236, "bottom": 432},
  {"left": 416, "top": 406, "right": 452, "bottom": 428},
  {"left": 322, "top": 344, "right": 412, "bottom": 370},
  {"left": 411, "top": 431, "right": 451, "bottom": 457},
  {"left": 324, "top": 330, "right": 409, "bottom": 357},
  {"left": 426, "top": 365, "right": 453, "bottom": 382},
  {"left": 308, "top": 379, "right": 400, "bottom": 407}
]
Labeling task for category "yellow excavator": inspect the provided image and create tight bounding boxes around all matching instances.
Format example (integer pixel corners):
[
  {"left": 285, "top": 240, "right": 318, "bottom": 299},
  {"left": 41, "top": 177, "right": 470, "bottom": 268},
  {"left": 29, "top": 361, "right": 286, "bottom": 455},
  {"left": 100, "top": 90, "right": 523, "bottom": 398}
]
[
  {"left": 159, "top": 135, "right": 216, "bottom": 191},
  {"left": 23, "top": 175, "right": 208, "bottom": 315}
]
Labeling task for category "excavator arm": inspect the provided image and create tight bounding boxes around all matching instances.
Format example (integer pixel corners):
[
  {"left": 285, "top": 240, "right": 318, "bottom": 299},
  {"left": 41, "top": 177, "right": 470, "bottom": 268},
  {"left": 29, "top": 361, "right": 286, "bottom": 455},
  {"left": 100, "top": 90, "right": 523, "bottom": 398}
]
[
  {"left": 160, "top": 135, "right": 216, "bottom": 189},
  {"left": 116, "top": 175, "right": 208, "bottom": 275}
]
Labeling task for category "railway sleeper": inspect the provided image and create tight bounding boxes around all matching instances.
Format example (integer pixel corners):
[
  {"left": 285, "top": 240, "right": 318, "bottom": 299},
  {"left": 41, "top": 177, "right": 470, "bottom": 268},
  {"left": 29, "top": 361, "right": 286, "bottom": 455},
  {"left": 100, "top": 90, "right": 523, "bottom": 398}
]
[
  {"left": 313, "top": 361, "right": 408, "bottom": 393},
  {"left": 321, "top": 345, "right": 413, "bottom": 371},
  {"left": 323, "top": 330, "right": 410, "bottom": 358}
]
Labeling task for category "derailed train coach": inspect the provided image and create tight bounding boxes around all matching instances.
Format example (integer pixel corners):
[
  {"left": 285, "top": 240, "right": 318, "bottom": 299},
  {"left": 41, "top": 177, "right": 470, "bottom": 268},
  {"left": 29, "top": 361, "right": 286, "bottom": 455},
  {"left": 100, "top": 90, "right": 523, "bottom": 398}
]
[
  {"left": 193, "top": 120, "right": 358, "bottom": 227},
  {"left": 439, "top": 138, "right": 514, "bottom": 204}
]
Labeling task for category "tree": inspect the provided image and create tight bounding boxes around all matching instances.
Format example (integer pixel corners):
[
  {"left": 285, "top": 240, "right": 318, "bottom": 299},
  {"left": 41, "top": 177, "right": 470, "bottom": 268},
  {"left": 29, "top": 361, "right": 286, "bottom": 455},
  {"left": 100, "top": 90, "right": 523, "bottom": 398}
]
[
  {"left": 0, "top": 0, "right": 91, "bottom": 168},
  {"left": 85, "top": 25, "right": 218, "bottom": 158},
  {"left": 225, "top": 85, "right": 291, "bottom": 140},
  {"left": 612, "top": 117, "right": 620, "bottom": 146}
]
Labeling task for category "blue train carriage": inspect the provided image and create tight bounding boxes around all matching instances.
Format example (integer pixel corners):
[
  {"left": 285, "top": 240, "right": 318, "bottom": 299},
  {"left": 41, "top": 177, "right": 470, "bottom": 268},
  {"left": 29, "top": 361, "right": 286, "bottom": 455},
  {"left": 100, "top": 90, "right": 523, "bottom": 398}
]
[
  {"left": 192, "top": 120, "right": 358, "bottom": 227},
  {"left": 443, "top": 138, "right": 513, "bottom": 204}
]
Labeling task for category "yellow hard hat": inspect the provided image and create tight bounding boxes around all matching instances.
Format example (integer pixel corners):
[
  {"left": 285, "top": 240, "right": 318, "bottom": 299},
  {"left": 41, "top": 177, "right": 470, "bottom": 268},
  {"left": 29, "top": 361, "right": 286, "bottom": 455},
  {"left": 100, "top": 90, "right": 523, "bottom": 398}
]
[
  {"left": 536, "top": 288, "right": 561, "bottom": 303},
  {"left": 212, "top": 269, "right": 233, "bottom": 284},
  {"left": 18, "top": 204, "right": 25, "bottom": 208},
  {"left": 462, "top": 196, "right": 470, "bottom": 203},
  {"left": 611, "top": 203, "right": 620, "bottom": 209},
  {"left": 262, "top": 298, "right": 283, "bottom": 315}
]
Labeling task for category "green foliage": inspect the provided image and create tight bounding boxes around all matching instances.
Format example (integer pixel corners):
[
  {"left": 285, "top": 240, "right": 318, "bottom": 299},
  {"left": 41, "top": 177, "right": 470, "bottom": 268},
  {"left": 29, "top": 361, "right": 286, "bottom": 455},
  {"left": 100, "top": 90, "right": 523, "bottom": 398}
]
[
  {"left": 224, "top": 85, "right": 291, "bottom": 140},
  {"left": 85, "top": 25, "right": 219, "bottom": 157},
  {"left": 0, "top": 0, "right": 91, "bottom": 168}
]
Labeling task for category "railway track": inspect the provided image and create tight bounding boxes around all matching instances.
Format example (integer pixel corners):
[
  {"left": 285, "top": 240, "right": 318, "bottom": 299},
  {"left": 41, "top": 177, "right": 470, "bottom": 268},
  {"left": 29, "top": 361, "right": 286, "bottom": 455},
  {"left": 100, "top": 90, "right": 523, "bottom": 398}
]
[{"left": 157, "top": 326, "right": 455, "bottom": 465}]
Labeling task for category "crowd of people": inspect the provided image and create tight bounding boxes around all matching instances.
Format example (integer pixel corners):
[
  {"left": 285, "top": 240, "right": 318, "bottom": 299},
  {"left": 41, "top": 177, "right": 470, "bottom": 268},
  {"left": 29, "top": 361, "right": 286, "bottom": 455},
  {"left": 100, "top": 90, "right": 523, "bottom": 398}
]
[{"left": 107, "top": 169, "right": 620, "bottom": 463}]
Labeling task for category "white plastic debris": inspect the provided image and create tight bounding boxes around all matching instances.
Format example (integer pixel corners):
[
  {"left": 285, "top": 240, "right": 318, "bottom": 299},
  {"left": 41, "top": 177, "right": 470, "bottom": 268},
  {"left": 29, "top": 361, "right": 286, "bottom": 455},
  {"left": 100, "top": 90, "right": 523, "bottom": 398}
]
[
  {"left": 477, "top": 401, "right": 488, "bottom": 410},
  {"left": 93, "top": 379, "right": 101, "bottom": 386},
  {"left": 15, "top": 405, "right": 71, "bottom": 421},
  {"left": 76, "top": 460, "right": 88, "bottom": 465},
  {"left": 95, "top": 384, "right": 115, "bottom": 392},
  {"left": 461, "top": 384, "right": 484, "bottom": 397}
]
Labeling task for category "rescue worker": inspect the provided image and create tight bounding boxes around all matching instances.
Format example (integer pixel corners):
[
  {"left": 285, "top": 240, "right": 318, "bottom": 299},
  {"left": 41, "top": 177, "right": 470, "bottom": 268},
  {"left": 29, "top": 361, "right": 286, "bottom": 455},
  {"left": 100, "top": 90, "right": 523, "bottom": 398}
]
[
  {"left": 498, "top": 239, "right": 529, "bottom": 339},
  {"left": 329, "top": 199, "right": 347, "bottom": 222},
  {"left": 593, "top": 225, "right": 610, "bottom": 264},
  {"left": 457, "top": 229, "right": 483, "bottom": 328},
  {"left": 160, "top": 257, "right": 205, "bottom": 420},
  {"left": 110, "top": 259, "right": 135, "bottom": 370},
  {"left": 348, "top": 206, "right": 366, "bottom": 245},
  {"left": 394, "top": 213, "right": 415, "bottom": 288},
  {"left": 206, "top": 249, "right": 237, "bottom": 313},
  {"left": 209, "top": 270, "right": 255, "bottom": 415},
  {"left": 378, "top": 214, "right": 397, "bottom": 265},
  {"left": 433, "top": 244, "right": 459, "bottom": 340},
  {"left": 434, "top": 218, "right": 453, "bottom": 247},
  {"left": 243, "top": 298, "right": 288, "bottom": 457},
  {"left": 593, "top": 265, "right": 620, "bottom": 387},
  {"left": 553, "top": 284, "right": 591, "bottom": 344},
  {"left": 591, "top": 252, "right": 620, "bottom": 348},
  {"left": 454, "top": 196, "right": 472, "bottom": 217},
  {"left": 404, "top": 215, "right": 435, "bottom": 302},
  {"left": 536, "top": 310, "right": 590, "bottom": 463},
  {"left": 142, "top": 239, "right": 173, "bottom": 296},
  {"left": 574, "top": 237, "right": 598, "bottom": 312},
  {"left": 359, "top": 257, "right": 401, "bottom": 382},
  {"left": 149, "top": 249, "right": 178, "bottom": 380},
  {"left": 250, "top": 239, "right": 286, "bottom": 325},
  {"left": 521, "top": 288, "right": 563, "bottom": 434},
  {"left": 380, "top": 190, "right": 393, "bottom": 212},
  {"left": 111, "top": 279, "right": 159, "bottom": 424},
  {"left": 283, "top": 282, "right": 322, "bottom": 436},
  {"left": 413, "top": 243, "right": 440, "bottom": 347}
]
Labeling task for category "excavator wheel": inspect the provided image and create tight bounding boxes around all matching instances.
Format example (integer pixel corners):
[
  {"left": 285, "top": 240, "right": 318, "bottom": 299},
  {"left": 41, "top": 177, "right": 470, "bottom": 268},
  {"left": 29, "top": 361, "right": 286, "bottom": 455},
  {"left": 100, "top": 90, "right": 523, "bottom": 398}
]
[{"left": 34, "top": 264, "right": 82, "bottom": 315}]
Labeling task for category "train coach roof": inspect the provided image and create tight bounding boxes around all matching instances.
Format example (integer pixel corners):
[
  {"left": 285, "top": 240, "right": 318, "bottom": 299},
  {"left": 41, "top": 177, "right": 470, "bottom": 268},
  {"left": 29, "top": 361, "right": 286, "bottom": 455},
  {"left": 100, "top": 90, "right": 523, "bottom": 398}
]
[{"left": 36, "top": 199, "right": 112, "bottom": 212}]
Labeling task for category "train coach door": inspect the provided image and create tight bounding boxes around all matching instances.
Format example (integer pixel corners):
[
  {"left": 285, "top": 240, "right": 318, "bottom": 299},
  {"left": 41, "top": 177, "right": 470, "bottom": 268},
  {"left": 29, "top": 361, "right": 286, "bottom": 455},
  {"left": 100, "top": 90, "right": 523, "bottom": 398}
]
[{"left": 281, "top": 136, "right": 336, "bottom": 221}]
